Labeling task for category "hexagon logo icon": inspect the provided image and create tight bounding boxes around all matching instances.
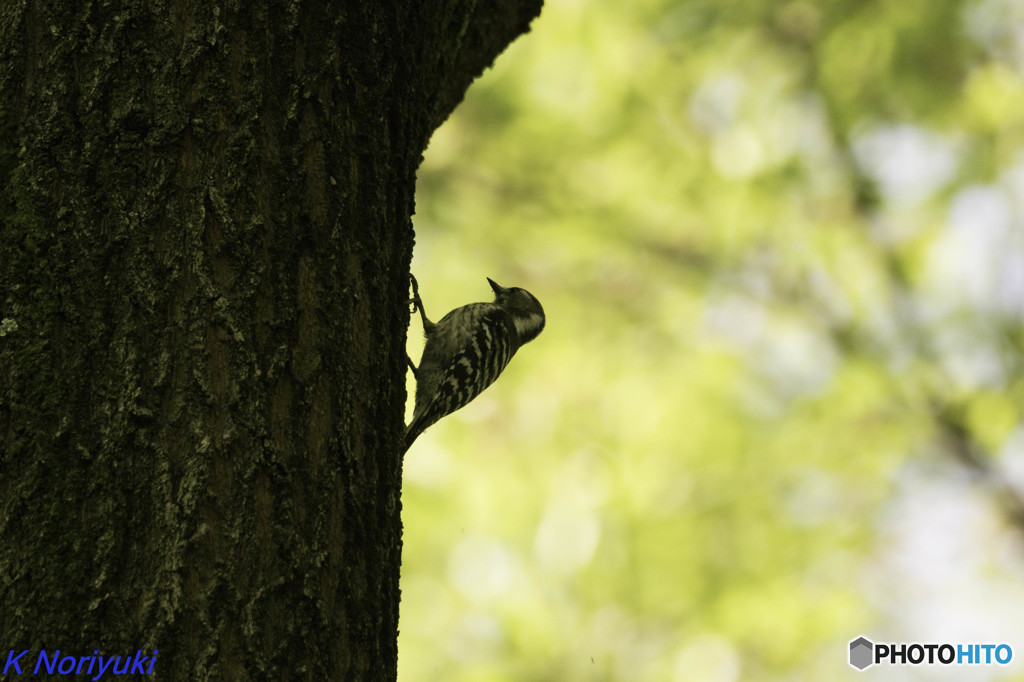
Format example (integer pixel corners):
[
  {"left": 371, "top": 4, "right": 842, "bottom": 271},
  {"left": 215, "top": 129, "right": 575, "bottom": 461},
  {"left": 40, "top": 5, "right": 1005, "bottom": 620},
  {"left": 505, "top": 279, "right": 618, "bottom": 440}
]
[{"left": 849, "top": 636, "right": 874, "bottom": 670}]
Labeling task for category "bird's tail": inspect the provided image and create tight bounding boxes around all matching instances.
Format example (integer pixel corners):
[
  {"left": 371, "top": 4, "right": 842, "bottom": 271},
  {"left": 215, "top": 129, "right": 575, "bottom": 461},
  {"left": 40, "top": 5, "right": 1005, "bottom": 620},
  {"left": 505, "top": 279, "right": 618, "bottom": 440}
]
[
  {"left": 404, "top": 404, "right": 442, "bottom": 454},
  {"left": 404, "top": 416, "right": 426, "bottom": 454}
]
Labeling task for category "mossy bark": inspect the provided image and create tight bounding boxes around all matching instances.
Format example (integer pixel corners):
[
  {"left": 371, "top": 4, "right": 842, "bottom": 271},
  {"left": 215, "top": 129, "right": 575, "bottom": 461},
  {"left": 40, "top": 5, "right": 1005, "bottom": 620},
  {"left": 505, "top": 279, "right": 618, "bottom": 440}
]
[{"left": 0, "top": 1, "right": 541, "bottom": 679}]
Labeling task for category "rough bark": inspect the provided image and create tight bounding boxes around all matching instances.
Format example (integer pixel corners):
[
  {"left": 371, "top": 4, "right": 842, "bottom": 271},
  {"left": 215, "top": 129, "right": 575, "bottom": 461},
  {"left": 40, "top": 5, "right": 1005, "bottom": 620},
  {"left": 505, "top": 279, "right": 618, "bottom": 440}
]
[{"left": 0, "top": 0, "right": 541, "bottom": 679}]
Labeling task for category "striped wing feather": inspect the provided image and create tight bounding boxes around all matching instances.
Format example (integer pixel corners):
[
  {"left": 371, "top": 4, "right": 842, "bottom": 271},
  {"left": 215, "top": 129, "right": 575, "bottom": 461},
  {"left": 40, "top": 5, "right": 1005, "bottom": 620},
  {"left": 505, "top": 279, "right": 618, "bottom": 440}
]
[{"left": 405, "top": 308, "right": 517, "bottom": 450}]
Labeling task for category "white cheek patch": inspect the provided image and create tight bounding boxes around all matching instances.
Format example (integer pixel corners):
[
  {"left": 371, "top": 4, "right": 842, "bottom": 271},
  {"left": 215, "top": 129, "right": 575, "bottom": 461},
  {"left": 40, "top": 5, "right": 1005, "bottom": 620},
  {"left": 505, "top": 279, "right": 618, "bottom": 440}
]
[{"left": 514, "top": 312, "right": 545, "bottom": 339}]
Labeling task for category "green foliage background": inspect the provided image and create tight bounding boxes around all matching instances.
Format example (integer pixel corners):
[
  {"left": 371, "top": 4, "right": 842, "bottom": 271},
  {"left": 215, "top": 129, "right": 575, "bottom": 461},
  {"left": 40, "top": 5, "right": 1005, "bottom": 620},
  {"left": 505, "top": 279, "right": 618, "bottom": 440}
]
[{"left": 401, "top": 0, "right": 1024, "bottom": 679}]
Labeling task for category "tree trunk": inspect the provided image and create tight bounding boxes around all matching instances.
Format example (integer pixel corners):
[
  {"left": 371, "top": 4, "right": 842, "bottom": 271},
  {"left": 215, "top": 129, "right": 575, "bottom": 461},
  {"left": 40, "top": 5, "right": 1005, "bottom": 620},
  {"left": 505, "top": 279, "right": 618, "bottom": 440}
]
[{"left": 0, "top": 1, "right": 541, "bottom": 679}]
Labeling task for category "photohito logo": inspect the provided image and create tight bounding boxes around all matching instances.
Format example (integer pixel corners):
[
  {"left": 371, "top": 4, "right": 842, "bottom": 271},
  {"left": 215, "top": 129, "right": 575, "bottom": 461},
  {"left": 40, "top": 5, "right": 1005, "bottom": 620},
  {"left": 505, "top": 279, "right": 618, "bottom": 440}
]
[{"left": 848, "top": 636, "right": 1013, "bottom": 671}]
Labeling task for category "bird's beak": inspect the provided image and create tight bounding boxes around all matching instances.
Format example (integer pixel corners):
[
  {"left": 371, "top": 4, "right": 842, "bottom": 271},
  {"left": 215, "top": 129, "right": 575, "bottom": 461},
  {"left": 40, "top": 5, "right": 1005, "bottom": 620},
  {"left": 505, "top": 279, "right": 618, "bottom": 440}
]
[{"left": 487, "top": 277, "right": 504, "bottom": 295}]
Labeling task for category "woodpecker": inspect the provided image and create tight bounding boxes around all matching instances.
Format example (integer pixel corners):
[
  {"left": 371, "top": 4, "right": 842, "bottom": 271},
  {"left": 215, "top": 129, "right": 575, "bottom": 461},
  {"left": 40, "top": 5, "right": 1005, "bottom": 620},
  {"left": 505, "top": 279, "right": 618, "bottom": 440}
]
[{"left": 405, "top": 275, "right": 545, "bottom": 452}]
